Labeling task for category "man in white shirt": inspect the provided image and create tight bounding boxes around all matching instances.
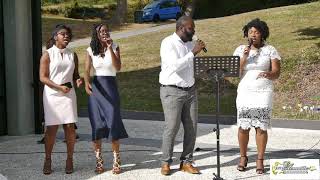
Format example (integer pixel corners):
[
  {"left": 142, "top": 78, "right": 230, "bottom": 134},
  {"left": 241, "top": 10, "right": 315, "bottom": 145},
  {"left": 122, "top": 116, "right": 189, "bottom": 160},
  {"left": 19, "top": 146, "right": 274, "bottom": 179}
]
[{"left": 159, "top": 16, "right": 206, "bottom": 175}]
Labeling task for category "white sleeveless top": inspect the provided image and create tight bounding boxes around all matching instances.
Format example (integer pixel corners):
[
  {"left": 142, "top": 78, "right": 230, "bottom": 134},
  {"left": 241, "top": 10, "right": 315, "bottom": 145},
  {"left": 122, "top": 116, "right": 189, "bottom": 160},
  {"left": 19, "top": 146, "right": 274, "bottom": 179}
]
[
  {"left": 87, "top": 44, "right": 118, "bottom": 76},
  {"left": 45, "top": 45, "right": 75, "bottom": 95}
]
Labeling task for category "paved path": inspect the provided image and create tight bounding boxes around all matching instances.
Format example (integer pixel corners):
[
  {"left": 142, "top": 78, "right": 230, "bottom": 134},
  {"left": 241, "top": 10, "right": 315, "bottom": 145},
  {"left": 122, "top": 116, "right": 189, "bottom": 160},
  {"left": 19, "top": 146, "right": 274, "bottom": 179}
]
[
  {"left": 68, "top": 23, "right": 175, "bottom": 48},
  {"left": 42, "top": 23, "right": 175, "bottom": 51}
]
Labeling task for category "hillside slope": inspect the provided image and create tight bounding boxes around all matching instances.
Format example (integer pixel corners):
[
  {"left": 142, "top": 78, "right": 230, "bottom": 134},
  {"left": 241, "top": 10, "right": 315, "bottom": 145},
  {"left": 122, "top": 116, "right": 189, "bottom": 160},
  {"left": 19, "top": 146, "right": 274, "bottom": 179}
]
[{"left": 74, "top": 1, "right": 320, "bottom": 119}]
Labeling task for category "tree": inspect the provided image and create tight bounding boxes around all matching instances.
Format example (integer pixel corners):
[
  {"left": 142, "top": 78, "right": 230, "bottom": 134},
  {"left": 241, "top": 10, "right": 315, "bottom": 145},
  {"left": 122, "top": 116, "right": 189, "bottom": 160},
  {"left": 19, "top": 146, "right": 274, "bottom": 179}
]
[
  {"left": 111, "top": 0, "right": 127, "bottom": 24},
  {"left": 189, "top": 0, "right": 197, "bottom": 17},
  {"left": 178, "top": 0, "right": 198, "bottom": 17}
]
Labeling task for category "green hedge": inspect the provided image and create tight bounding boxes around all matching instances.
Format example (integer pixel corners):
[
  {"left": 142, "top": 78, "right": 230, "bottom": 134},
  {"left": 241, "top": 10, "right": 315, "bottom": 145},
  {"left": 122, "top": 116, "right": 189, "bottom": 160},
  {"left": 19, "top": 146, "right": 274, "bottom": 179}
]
[
  {"left": 63, "top": 3, "right": 117, "bottom": 19},
  {"left": 42, "top": 2, "right": 117, "bottom": 19},
  {"left": 193, "top": 0, "right": 318, "bottom": 19}
]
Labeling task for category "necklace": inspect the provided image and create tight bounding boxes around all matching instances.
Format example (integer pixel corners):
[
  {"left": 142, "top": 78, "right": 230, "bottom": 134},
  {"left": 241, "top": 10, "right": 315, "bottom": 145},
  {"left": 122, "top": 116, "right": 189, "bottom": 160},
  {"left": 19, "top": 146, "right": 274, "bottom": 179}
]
[{"left": 99, "top": 47, "right": 107, "bottom": 58}]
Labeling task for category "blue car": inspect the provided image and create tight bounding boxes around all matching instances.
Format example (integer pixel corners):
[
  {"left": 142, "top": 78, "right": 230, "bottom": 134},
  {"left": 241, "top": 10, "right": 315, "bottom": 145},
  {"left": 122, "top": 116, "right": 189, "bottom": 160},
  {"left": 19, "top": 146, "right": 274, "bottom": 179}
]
[{"left": 142, "top": 0, "right": 182, "bottom": 22}]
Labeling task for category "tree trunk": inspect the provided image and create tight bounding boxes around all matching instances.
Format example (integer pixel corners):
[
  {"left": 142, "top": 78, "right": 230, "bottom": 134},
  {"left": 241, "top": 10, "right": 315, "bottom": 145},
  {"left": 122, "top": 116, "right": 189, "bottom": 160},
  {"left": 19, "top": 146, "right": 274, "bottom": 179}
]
[
  {"left": 181, "top": 0, "right": 197, "bottom": 17},
  {"left": 189, "top": 0, "right": 197, "bottom": 17},
  {"left": 112, "top": 0, "right": 127, "bottom": 25}
]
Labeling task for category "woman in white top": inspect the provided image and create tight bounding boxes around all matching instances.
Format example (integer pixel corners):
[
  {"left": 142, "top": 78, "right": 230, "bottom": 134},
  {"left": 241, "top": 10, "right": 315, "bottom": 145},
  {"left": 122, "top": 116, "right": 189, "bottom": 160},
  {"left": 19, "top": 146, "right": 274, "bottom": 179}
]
[
  {"left": 84, "top": 24, "right": 128, "bottom": 174},
  {"left": 233, "top": 18, "right": 281, "bottom": 174},
  {"left": 39, "top": 24, "right": 82, "bottom": 175}
]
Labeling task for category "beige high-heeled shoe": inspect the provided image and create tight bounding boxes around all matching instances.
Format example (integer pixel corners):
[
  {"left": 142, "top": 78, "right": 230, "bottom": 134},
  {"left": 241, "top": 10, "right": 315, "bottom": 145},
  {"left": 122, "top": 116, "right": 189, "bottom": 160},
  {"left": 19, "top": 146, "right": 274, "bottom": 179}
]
[
  {"left": 112, "top": 151, "right": 121, "bottom": 174},
  {"left": 94, "top": 150, "right": 105, "bottom": 174}
]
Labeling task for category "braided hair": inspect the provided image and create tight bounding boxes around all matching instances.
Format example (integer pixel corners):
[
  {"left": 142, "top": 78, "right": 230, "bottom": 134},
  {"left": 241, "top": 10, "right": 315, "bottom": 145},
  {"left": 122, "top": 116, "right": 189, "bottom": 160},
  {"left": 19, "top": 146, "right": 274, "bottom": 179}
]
[
  {"left": 90, "top": 23, "right": 110, "bottom": 56},
  {"left": 46, "top": 24, "right": 72, "bottom": 49},
  {"left": 242, "top": 18, "right": 269, "bottom": 41}
]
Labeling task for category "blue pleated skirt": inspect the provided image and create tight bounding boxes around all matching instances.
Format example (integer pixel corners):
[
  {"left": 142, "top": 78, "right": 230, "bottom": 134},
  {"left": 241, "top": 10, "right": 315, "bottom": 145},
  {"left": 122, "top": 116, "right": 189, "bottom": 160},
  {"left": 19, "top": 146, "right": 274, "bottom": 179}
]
[{"left": 88, "top": 76, "right": 128, "bottom": 141}]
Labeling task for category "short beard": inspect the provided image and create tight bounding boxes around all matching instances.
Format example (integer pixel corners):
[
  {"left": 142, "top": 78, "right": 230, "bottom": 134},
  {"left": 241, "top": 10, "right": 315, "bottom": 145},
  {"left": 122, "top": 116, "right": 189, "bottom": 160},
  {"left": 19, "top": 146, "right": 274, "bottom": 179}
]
[{"left": 185, "top": 32, "right": 194, "bottom": 42}]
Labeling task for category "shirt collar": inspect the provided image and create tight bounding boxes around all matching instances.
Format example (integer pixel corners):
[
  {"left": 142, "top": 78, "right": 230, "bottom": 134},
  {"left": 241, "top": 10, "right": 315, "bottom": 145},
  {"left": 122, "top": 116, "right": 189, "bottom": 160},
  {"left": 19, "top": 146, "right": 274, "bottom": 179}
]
[
  {"left": 53, "top": 45, "right": 67, "bottom": 53},
  {"left": 172, "top": 32, "right": 184, "bottom": 43},
  {"left": 172, "top": 32, "right": 193, "bottom": 45}
]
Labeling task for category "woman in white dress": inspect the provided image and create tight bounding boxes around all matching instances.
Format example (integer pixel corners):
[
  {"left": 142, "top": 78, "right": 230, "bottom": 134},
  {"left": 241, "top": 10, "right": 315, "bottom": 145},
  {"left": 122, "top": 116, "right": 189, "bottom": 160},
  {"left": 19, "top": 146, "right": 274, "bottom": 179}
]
[
  {"left": 233, "top": 18, "right": 281, "bottom": 174},
  {"left": 39, "top": 24, "right": 82, "bottom": 175}
]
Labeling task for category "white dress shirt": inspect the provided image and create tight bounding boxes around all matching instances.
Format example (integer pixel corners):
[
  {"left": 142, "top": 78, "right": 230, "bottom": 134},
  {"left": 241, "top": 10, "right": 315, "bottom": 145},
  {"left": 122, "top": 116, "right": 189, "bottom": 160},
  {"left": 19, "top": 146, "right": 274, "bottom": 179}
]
[{"left": 159, "top": 32, "right": 195, "bottom": 87}]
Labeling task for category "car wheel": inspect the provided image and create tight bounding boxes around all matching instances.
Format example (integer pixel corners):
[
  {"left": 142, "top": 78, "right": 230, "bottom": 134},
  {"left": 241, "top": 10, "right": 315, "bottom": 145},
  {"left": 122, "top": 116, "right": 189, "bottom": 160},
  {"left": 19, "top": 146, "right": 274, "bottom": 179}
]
[
  {"left": 176, "top": 12, "right": 182, "bottom": 20},
  {"left": 153, "top": 14, "right": 160, "bottom": 22}
]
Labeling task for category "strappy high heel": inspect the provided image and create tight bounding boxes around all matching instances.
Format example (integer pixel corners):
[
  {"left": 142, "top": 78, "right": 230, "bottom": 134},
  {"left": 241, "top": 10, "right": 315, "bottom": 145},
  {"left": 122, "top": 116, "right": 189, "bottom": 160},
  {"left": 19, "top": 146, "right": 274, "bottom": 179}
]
[
  {"left": 43, "top": 158, "right": 52, "bottom": 175},
  {"left": 256, "top": 158, "right": 265, "bottom": 174},
  {"left": 237, "top": 156, "right": 248, "bottom": 171},
  {"left": 65, "top": 158, "right": 73, "bottom": 174},
  {"left": 95, "top": 150, "right": 105, "bottom": 174},
  {"left": 112, "top": 151, "right": 121, "bottom": 174}
]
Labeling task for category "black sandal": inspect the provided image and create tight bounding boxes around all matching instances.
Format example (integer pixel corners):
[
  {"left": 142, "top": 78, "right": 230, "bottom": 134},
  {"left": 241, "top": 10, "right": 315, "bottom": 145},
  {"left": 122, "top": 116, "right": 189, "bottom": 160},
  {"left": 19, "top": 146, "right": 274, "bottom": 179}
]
[
  {"left": 237, "top": 156, "right": 248, "bottom": 171},
  {"left": 256, "top": 158, "right": 264, "bottom": 174},
  {"left": 65, "top": 158, "right": 73, "bottom": 174},
  {"left": 43, "top": 158, "right": 52, "bottom": 175}
]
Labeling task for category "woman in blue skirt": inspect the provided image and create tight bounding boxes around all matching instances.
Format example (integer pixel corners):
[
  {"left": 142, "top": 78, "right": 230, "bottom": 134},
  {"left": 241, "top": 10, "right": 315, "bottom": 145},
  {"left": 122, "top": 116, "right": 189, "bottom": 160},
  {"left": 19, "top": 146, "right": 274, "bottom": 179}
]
[{"left": 84, "top": 23, "right": 128, "bottom": 174}]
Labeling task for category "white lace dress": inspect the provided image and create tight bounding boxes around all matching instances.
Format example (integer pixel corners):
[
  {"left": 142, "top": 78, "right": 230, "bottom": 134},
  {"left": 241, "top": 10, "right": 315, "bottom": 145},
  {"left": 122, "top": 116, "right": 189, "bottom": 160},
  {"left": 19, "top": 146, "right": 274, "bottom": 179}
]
[{"left": 233, "top": 44, "right": 281, "bottom": 130}]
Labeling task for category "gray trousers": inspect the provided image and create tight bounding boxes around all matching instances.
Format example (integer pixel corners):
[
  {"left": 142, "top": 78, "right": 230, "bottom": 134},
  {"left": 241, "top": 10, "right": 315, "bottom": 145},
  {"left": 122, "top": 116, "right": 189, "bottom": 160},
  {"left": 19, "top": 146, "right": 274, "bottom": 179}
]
[{"left": 160, "top": 86, "right": 198, "bottom": 165}]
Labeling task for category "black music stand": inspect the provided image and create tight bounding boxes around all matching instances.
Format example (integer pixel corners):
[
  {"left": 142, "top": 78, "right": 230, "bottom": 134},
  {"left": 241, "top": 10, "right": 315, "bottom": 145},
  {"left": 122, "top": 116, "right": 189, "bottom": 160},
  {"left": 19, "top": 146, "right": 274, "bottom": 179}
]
[{"left": 194, "top": 56, "right": 240, "bottom": 180}]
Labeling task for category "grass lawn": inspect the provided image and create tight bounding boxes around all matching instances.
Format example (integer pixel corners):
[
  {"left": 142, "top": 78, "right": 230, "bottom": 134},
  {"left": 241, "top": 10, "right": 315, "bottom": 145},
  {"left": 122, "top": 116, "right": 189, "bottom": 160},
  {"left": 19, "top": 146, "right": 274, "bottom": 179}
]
[
  {"left": 73, "top": 1, "right": 320, "bottom": 119},
  {"left": 42, "top": 16, "right": 99, "bottom": 44}
]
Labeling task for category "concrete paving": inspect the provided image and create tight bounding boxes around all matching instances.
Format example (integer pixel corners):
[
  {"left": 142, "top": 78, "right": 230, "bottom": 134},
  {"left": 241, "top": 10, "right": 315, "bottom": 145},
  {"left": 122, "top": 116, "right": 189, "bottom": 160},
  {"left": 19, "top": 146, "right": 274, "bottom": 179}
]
[{"left": 0, "top": 117, "right": 319, "bottom": 180}]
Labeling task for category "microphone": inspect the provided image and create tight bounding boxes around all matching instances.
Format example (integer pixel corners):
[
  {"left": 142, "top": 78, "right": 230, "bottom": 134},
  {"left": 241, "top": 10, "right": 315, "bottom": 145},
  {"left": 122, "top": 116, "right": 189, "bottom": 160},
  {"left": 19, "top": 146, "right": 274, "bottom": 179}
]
[
  {"left": 192, "top": 35, "right": 207, "bottom": 53},
  {"left": 203, "top": 46, "right": 208, "bottom": 53},
  {"left": 248, "top": 38, "right": 253, "bottom": 48}
]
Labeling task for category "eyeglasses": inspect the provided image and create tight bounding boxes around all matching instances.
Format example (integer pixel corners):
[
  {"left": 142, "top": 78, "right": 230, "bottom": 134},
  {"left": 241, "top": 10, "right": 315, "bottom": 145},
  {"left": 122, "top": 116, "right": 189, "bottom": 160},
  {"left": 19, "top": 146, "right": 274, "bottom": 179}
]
[{"left": 57, "top": 32, "right": 71, "bottom": 37}]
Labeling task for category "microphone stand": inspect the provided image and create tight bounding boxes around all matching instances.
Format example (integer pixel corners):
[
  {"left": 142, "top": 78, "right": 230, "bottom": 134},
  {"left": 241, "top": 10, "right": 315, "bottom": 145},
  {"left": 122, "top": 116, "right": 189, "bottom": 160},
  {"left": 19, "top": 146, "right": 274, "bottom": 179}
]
[
  {"left": 208, "top": 69, "right": 224, "bottom": 180},
  {"left": 193, "top": 56, "right": 240, "bottom": 180}
]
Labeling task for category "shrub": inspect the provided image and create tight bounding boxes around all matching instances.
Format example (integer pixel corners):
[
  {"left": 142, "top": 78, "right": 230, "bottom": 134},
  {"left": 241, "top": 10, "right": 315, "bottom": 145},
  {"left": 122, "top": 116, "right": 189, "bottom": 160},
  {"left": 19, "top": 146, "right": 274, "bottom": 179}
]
[
  {"left": 193, "top": 0, "right": 318, "bottom": 19},
  {"left": 42, "top": 0, "right": 64, "bottom": 6},
  {"left": 42, "top": 7, "right": 60, "bottom": 15},
  {"left": 63, "top": 2, "right": 108, "bottom": 19},
  {"left": 279, "top": 104, "right": 320, "bottom": 120}
]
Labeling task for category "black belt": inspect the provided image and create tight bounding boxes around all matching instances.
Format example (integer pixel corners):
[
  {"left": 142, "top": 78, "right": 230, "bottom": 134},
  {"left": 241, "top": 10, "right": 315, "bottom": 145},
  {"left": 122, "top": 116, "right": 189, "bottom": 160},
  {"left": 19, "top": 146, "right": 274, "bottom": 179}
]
[{"left": 160, "top": 84, "right": 194, "bottom": 91}]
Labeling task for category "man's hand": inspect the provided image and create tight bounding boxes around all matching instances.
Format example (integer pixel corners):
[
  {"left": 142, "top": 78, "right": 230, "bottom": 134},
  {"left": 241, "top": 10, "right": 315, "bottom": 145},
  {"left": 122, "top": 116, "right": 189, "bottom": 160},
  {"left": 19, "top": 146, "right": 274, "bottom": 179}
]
[{"left": 192, "top": 40, "right": 206, "bottom": 56}]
